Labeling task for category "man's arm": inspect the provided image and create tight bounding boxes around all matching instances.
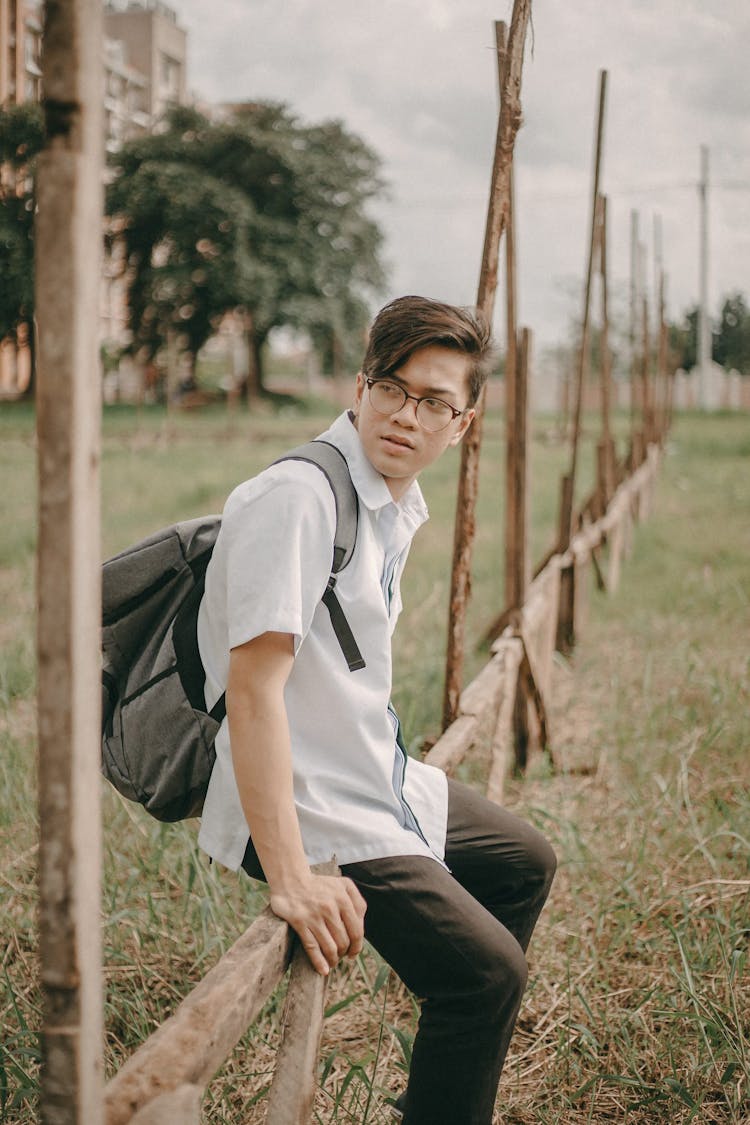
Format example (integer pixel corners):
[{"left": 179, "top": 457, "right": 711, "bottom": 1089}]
[{"left": 226, "top": 631, "right": 366, "bottom": 976}]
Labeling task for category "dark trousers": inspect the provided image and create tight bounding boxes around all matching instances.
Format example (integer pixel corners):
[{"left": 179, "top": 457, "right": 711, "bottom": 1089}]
[
  {"left": 242, "top": 780, "right": 556, "bottom": 1125},
  {"left": 342, "top": 781, "right": 556, "bottom": 1125}
]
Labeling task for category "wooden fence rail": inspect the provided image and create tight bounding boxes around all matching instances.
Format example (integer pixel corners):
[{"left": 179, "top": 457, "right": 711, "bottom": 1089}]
[{"left": 104, "top": 442, "right": 662, "bottom": 1124}]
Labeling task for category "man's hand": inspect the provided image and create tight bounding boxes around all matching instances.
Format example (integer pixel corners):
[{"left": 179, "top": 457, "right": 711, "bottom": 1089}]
[{"left": 270, "top": 873, "right": 367, "bottom": 976}]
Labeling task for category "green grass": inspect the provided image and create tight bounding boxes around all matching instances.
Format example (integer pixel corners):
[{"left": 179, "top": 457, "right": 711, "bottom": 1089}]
[{"left": 1, "top": 400, "right": 748, "bottom": 1122}]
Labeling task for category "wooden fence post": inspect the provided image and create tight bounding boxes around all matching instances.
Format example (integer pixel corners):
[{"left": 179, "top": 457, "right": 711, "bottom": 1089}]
[
  {"left": 35, "top": 0, "right": 105, "bottom": 1121},
  {"left": 264, "top": 944, "right": 331, "bottom": 1125},
  {"left": 596, "top": 194, "right": 615, "bottom": 514},
  {"left": 265, "top": 859, "right": 339, "bottom": 1125},
  {"left": 485, "top": 638, "right": 524, "bottom": 805},
  {"left": 442, "top": 1, "right": 532, "bottom": 728},
  {"left": 556, "top": 70, "right": 607, "bottom": 655},
  {"left": 507, "top": 327, "right": 533, "bottom": 763},
  {"left": 559, "top": 68, "right": 608, "bottom": 549}
]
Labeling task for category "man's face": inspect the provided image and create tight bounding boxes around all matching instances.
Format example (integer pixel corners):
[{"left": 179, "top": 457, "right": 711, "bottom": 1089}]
[{"left": 353, "top": 344, "right": 475, "bottom": 500}]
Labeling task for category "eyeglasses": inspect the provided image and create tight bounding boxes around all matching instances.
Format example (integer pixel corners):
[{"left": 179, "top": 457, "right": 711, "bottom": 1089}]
[{"left": 365, "top": 378, "right": 466, "bottom": 433}]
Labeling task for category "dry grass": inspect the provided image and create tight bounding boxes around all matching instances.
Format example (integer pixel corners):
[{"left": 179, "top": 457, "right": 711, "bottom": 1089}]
[{"left": 1, "top": 405, "right": 749, "bottom": 1123}]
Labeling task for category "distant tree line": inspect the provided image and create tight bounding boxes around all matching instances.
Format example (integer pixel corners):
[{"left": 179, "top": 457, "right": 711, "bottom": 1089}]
[
  {"left": 0, "top": 100, "right": 387, "bottom": 398},
  {"left": 670, "top": 293, "right": 750, "bottom": 375}
]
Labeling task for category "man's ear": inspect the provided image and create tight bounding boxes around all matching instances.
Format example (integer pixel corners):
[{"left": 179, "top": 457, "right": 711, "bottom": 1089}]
[
  {"left": 449, "top": 408, "right": 475, "bottom": 446},
  {"left": 353, "top": 371, "right": 365, "bottom": 416}
]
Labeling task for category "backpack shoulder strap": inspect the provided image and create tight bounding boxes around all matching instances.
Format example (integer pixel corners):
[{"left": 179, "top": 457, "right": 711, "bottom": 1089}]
[
  {"left": 274, "top": 439, "right": 364, "bottom": 672},
  {"left": 274, "top": 439, "right": 358, "bottom": 574}
]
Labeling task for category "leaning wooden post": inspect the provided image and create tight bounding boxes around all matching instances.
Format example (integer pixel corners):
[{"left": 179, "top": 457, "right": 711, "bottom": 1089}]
[
  {"left": 442, "top": 0, "right": 532, "bottom": 729},
  {"left": 499, "top": 18, "right": 530, "bottom": 615},
  {"left": 556, "top": 70, "right": 607, "bottom": 655},
  {"left": 35, "top": 1, "right": 105, "bottom": 1122},
  {"left": 558, "top": 68, "right": 608, "bottom": 552},
  {"left": 596, "top": 194, "right": 615, "bottom": 514}
]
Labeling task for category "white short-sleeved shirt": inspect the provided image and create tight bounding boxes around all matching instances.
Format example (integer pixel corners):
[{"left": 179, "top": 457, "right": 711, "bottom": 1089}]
[{"left": 196, "top": 410, "right": 449, "bottom": 871}]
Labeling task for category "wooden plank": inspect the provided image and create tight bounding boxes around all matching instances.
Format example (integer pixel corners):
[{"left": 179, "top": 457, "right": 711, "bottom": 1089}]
[
  {"left": 127, "top": 1086, "right": 202, "bottom": 1125},
  {"left": 35, "top": 1, "right": 105, "bottom": 1121},
  {"left": 486, "top": 641, "right": 524, "bottom": 804},
  {"left": 442, "top": 0, "right": 532, "bottom": 729},
  {"left": 423, "top": 714, "right": 479, "bottom": 775},
  {"left": 264, "top": 860, "right": 338, "bottom": 1125},
  {"left": 516, "top": 625, "right": 550, "bottom": 755},
  {"left": 104, "top": 911, "right": 293, "bottom": 1125},
  {"left": 522, "top": 560, "right": 561, "bottom": 701},
  {"left": 606, "top": 505, "right": 625, "bottom": 593},
  {"left": 264, "top": 942, "right": 330, "bottom": 1125},
  {"left": 459, "top": 653, "right": 507, "bottom": 719},
  {"left": 572, "top": 550, "right": 591, "bottom": 638}
]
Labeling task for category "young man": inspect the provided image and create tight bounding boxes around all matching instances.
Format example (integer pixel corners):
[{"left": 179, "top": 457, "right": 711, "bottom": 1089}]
[{"left": 197, "top": 296, "right": 556, "bottom": 1125}]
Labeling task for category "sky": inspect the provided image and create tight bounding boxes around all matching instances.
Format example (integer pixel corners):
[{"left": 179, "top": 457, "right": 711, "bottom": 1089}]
[{"left": 175, "top": 0, "right": 749, "bottom": 353}]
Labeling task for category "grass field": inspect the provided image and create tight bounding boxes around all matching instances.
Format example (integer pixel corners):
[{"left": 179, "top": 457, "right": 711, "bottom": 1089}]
[{"left": 1, "top": 400, "right": 748, "bottom": 1123}]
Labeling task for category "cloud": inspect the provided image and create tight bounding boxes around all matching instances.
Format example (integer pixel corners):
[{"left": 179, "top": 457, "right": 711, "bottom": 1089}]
[{"left": 176, "top": 0, "right": 750, "bottom": 344}]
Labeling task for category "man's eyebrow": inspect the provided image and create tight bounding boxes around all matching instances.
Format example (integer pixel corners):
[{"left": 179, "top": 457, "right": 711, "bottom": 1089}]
[{"left": 387, "top": 374, "right": 458, "bottom": 400}]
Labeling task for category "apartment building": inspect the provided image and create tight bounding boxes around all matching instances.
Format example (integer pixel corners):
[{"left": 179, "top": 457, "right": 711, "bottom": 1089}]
[
  {"left": 0, "top": 0, "right": 188, "bottom": 396},
  {"left": 104, "top": 0, "right": 187, "bottom": 123},
  {"left": 0, "top": 0, "right": 42, "bottom": 107}
]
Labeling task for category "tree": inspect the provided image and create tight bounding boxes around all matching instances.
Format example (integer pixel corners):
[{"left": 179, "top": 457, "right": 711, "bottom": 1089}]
[
  {"left": 669, "top": 294, "right": 750, "bottom": 376},
  {"left": 714, "top": 293, "right": 750, "bottom": 375},
  {"left": 106, "top": 104, "right": 387, "bottom": 394},
  {"left": 668, "top": 306, "right": 698, "bottom": 372},
  {"left": 0, "top": 103, "right": 44, "bottom": 394}
]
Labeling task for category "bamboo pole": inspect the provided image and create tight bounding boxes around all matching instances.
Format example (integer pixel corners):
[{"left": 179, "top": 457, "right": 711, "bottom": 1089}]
[
  {"left": 442, "top": 1, "right": 532, "bottom": 728},
  {"left": 558, "top": 69, "right": 608, "bottom": 551},
  {"left": 35, "top": 1, "right": 105, "bottom": 1121}
]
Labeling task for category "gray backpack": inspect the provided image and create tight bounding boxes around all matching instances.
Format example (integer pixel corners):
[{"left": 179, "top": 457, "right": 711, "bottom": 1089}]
[{"left": 101, "top": 440, "right": 364, "bottom": 822}]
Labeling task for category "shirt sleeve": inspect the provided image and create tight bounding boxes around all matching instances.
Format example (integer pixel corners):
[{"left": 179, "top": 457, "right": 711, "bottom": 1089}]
[{"left": 221, "top": 468, "right": 338, "bottom": 653}]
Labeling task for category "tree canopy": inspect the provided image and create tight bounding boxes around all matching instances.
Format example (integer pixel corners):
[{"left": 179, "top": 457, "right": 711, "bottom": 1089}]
[
  {"left": 0, "top": 102, "right": 44, "bottom": 346},
  {"left": 669, "top": 292, "right": 750, "bottom": 376},
  {"left": 106, "top": 103, "right": 387, "bottom": 389}
]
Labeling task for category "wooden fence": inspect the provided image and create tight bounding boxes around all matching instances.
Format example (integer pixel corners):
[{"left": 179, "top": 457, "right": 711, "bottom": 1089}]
[
  {"left": 102, "top": 438, "right": 662, "bottom": 1124},
  {"left": 35, "top": 1, "right": 677, "bottom": 1120}
]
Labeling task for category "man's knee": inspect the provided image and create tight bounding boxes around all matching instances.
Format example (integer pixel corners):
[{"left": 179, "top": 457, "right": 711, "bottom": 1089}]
[
  {"left": 475, "top": 930, "right": 528, "bottom": 1017},
  {"left": 525, "top": 826, "right": 557, "bottom": 893}
]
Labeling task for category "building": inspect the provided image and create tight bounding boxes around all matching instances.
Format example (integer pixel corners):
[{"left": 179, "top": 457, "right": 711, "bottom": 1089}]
[
  {"left": 104, "top": 1, "right": 187, "bottom": 124},
  {"left": 100, "top": 3, "right": 190, "bottom": 393},
  {"left": 0, "top": 0, "right": 189, "bottom": 397},
  {"left": 0, "top": 0, "right": 42, "bottom": 395},
  {"left": 104, "top": 35, "right": 150, "bottom": 154},
  {"left": 0, "top": 0, "right": 42, "bottom": 107}
]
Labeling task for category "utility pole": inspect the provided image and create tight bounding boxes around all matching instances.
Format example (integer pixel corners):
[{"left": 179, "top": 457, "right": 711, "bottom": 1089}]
[{"left": 697, "top": 145, "right": 710, "bottom": 409}]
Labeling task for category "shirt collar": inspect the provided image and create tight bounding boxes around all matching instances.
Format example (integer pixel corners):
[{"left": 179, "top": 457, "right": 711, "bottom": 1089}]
[{"left": 319, "top": 411, "right": 429, "bottom": 527}]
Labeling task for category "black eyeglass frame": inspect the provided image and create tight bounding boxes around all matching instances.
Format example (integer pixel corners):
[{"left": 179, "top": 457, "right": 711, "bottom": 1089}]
[{"left": 364, "top": 377, "right": 467, "bottom": 431}]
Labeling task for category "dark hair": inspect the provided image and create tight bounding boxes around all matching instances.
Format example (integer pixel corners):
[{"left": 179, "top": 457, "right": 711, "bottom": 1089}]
[{"left": 361, "top": 296, "right": 494, "bottom": 407}]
